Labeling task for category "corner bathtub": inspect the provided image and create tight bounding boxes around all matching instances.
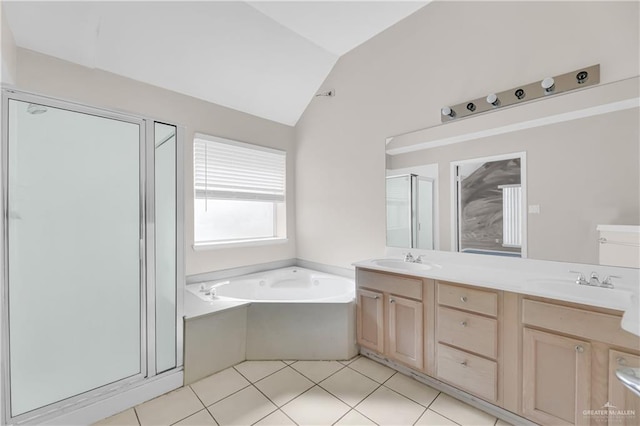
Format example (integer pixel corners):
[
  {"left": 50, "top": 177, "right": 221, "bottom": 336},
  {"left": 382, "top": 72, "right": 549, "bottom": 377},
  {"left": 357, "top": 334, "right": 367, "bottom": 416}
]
[{"left": 186, "top": 267, "right": 358, "bottom": 360}]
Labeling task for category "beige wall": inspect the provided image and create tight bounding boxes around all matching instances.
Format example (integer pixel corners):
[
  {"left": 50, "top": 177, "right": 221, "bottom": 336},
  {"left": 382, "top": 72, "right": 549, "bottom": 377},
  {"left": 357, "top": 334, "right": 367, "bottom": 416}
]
[
  {"left": 0, "top": 6, "right": 16, "bottom": 84},
  {"left": 295, "top": 1, "right": 640, "bottom": 268},
  {"left": 389, "top": 108, "right": 640, "bottom": 264},
  {"left": 13, "top": 49, "right": 296, "bottom": 275}
]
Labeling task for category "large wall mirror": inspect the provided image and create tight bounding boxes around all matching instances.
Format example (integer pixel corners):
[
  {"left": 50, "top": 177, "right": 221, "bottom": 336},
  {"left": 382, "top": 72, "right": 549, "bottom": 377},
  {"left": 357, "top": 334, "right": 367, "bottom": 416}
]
[{"left": 385, "top": 77, "right": 639, "bottom": 267}]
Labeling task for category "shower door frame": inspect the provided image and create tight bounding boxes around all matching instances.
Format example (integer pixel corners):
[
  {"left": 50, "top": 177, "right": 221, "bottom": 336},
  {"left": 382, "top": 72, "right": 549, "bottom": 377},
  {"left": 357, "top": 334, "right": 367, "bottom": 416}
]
[{"left": 0, "top": 88, "right": 185, "bottom": 425}]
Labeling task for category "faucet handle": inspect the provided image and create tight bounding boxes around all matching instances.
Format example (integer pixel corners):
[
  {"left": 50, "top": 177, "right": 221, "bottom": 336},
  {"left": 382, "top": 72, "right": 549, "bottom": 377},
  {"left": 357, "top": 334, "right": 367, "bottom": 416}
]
[
  {"left": 569, "top": 270, "right": 587, "bottom": 285},
  {"left": 601, "top": 275, "right": 621, "bottom": 289},
  {"left": 415, "top": 255, "right": 425, "bottom": 264},
  {"left": 404, "top": 252, "right": 414, "bottom": 262}
]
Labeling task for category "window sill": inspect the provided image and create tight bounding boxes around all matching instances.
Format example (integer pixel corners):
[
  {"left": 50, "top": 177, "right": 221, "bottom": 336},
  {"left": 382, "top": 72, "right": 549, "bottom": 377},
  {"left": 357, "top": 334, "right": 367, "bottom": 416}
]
[{"left": 193, "top": 237, "right": 288, "bottom": 251}]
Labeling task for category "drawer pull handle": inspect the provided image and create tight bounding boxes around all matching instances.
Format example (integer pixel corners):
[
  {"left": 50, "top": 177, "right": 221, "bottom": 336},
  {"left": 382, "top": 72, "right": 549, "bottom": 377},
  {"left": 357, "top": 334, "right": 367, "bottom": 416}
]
[
  {"left": 460, "top": 296, "right": 468, "bottom": 302},
  {"left": 460, "top": 361, "right": 468, "bottom": 367},
  {"left": 575, "top": 345, "right": 584, "bottom": 353},
  {"left": 460, "top": 321, "right": 468, "bottom": 327},
  {"left": 373, "top": 296, "right": 380, "bottom": 300},
  {"left": 390, "top": 299, "right": 395, "bottom": 304},
  {"left": 617, "top": 357, "right": 627, "bottom": 366}
]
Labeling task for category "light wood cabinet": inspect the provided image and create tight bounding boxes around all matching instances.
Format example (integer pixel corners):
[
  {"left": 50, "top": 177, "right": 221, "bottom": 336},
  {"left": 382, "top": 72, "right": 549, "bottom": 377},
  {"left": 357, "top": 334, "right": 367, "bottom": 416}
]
[
  {"left": 356, "top": 269, "right": 425, "bottom": 370},
  {"left": 355, "top": 267, "right": 640, "bottom": 426},
  {"left": 356, "top": 289, "right": 384, "bottom": 353},
  {"left": 435, "top": 281, "right": 501, "bottom": 403},
  {"left": 608, "top": 350, "right": 640, "bottom": 426},
  {"left": 522, "top": 328, "right": 592, "bottom": 426},
  {"left": 388, "top": 294, "right": 423, "bottom": 368}
]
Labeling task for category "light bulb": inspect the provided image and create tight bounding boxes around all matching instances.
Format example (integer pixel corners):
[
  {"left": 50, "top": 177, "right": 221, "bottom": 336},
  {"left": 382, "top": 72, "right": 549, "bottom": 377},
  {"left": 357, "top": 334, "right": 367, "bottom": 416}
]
[
  {"left": 486, "top": 93, "right": 499, "bottom": 106},
  {"left": 441, "top": 106, "right": 455, "bottom": 117},
  {"left": 541, "top": 77, "right": 555, "bottom": 93}
]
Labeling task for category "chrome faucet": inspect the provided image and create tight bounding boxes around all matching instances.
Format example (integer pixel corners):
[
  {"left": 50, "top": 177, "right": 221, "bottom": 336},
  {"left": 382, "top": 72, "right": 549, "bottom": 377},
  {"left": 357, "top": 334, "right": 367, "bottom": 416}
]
[
  {"left": 415, "top": 255, "right": 426, "bottom": 264},
  {"left": 569, "top": 270, "right": 588, "bottom": 286},
  {"left": 569, "top": 270, "right": 619, "bottom": 289},
  {"left": 404, "top": 252, "right": 415, "bottom": 262}
]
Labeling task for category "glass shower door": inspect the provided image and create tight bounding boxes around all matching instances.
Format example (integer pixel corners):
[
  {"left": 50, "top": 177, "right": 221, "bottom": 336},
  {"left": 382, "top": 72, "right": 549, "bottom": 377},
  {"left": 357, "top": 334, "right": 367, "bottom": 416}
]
[{"left": 6, "top": 98, "right": 144, "bottom": 417}]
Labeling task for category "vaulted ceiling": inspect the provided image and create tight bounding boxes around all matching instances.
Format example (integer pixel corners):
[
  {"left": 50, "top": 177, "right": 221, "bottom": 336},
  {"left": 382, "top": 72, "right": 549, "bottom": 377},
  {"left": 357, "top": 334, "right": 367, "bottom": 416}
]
[{"left": 3, "top": 1, "right": 427, "bottom": 125}]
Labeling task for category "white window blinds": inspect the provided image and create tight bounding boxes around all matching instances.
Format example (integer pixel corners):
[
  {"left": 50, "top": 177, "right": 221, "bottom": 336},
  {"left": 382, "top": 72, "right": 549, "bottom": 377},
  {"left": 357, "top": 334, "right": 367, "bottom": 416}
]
[{"left": 194, "top": 135, "right": 286, "bottom": 202}]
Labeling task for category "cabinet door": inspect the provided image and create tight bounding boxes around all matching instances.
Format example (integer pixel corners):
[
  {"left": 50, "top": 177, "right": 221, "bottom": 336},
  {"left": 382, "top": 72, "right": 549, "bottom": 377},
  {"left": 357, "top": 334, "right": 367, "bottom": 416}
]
[
  {"left": 388, "top": 295, "right": 423, "bottom": 370},
  {"left": 523, "top": 328, "right": 591, "bottom": 425},
  {"left": 357, "top": 289, "right": 384, "bottom": 353},
  {"left": 608, "top": 350, "right": 640, "bottom": 426}
]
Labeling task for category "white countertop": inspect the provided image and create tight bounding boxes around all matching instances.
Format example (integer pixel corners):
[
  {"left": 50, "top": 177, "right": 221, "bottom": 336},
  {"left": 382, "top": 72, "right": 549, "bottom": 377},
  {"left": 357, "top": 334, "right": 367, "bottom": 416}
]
[{"left": 353, "top": 249, "right": 640, "bottom": 336}]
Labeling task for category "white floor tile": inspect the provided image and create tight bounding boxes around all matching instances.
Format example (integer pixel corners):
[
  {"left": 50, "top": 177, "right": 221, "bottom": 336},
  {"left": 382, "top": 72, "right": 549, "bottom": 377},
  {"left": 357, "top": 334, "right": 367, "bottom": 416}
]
[
  {"left": 339, "top": 356, "right": 361, "bottom": 365},
  {"left": 208, "top": 386, "right": 277, "bottom": 425},
  {"left": 234, "top": 361, "right": 287, "bottom": 383},
  {"left": 348, "top": 357, "right": 395, "bottom": 384},
  {"left": 282, "top": 360, "right": 296, "bottom": 365},
  {"left": 335, "top": 410, "right": 376, "bottom": 425},
  {"left": 495, "top": 419, "right": 512, "bottom": 426},
  {"left": 174, "top": 409, "right": 219, "bottom": 426},
  {"left": 135, "top": 387, "right": 204, "bottom": 426},
  {"left": 281, "top": 386, "right": 350, "bottom": 425},
  {"left": 93, "top": 408, "right": 139, "bottom": 426},
  {"left": 253, "top": 410, "right": 296, "bottom": 426},
  {"left": 190, "top": 367, "right": 250, "bottom": 406},
  {"left": 254, "top": 367, "right": 314, "bottom": 406},
  {"left": 291, "top": 360, "right": 344, "bottom": 383},
  {"left": 383, "top": 373, "right": 439, "bottom": 407},
  {"left": 430, "top": 394, "right": 496, "bottom": 426},
  {"left": 319, "top": 367, "right": 379, "bottom": 407},
  {"left": 356, "top": 386, "right": 425, "bottom": 426},
  {"left": 415, "top": 409, "right": 458, "bottom": 426}
]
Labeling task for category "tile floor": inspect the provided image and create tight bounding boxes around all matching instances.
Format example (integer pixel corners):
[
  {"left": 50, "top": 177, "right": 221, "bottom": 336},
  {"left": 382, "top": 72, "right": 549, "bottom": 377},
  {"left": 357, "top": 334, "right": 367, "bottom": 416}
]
[{"left": 96, "top": 357, "right": 513, "bottom": 426}]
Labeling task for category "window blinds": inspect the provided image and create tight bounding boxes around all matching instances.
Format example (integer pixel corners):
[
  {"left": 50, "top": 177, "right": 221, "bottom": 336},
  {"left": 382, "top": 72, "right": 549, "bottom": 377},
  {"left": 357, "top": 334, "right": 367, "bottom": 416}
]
[{"left": 194, "top": 135, "right": 286, "bottom": 202}]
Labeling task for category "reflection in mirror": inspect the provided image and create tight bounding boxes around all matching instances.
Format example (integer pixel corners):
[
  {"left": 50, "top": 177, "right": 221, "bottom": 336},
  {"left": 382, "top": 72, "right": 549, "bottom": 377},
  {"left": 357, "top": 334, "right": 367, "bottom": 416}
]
[
  {"left": 386, "top": 78, "right": 639, "bottom": 267},
  {"left": 386, "top": 171, "right": 436, "bottom": 250},
  {"left": 454, "top": 154, "right": 523, "bottom": 257},
  {"left": 155, "top": 122, "right": 177, "bottom": 373}
]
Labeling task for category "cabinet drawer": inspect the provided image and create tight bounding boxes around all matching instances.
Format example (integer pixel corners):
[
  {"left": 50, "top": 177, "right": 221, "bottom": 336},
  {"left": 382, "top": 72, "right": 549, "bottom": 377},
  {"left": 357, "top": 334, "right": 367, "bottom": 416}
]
[
  {"left": 437, "top": 306, "right": 498, "bottom": 359},
  {"left": 357, "top": 269, "right": 422, "bottom": 300},
  {"left": 437, "top": 282, "right": 498, "bottom": 317},
  {"left": 437, "top": 344, "right": 497, "bottom": 402},
  {"left": 522, "top": 299, "right": 638, "bottom": 349}
]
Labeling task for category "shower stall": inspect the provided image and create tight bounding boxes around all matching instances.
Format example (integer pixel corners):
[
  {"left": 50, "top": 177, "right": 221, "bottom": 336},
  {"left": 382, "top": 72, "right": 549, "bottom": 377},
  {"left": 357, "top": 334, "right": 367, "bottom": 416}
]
[{"left": 0, "top": 89, "right": 184, "bottom": 424}]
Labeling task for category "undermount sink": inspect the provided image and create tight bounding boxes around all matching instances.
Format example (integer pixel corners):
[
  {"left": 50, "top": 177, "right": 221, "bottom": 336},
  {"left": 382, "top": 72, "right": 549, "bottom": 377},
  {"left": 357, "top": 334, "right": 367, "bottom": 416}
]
[
  {"left": 371, "top": 258, "right": 438, "bottom": 271},
  {"left": 526, "top": 278, "right": 633, "bottom": 309}
]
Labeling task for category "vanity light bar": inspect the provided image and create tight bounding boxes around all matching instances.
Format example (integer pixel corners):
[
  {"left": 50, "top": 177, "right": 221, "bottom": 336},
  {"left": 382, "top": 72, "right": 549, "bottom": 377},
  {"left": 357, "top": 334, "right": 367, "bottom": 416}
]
[{"left": 441, "top": 64, "right": 600, "bottom": 123}]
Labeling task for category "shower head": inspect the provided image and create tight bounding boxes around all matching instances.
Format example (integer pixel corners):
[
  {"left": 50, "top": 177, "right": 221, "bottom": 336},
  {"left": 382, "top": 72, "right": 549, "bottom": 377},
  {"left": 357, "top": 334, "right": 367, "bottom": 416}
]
[{"left": 27, "top": 103, "right": 48, "bottom": 115}]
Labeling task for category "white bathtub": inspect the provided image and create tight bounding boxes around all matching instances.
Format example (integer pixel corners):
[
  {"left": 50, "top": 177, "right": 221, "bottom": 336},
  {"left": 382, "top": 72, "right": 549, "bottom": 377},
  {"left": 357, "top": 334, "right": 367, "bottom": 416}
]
[
  {"left": 186, "top": 267, "right": 357, "bottom": 361},
  {"left": 186, "top": 267, "right": 355, "bottom": 303}
]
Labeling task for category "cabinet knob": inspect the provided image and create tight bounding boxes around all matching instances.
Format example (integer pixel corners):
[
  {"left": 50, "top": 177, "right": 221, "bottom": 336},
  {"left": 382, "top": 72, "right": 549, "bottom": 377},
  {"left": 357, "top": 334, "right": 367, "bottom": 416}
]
[
  {"left": 373, "top": 295, "right": 380, "bottom": 300},
  {"left": 575, "top": 345, "right": 584, "bottom": 353},
  {"left": 390, "top": 299, "right": 395, "bottom": 304},
  {"left": 460, "top": 360, "right": 468, "bottom": 367},
  {"left": 460, "top": 296, "right": 468, "bottom": 302},
  {"left": 617, "top": 357, "right": 627, "bottom": 366},
  {"left": 461, "top": 321, "right": 468, "bottom": 327}
]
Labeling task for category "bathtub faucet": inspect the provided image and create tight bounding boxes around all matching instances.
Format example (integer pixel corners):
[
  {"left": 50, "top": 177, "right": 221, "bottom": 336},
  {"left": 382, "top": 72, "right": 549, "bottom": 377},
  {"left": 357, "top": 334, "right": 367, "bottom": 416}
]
[{"left": 199, "top": 281, "right": 229, "bottom": 297}]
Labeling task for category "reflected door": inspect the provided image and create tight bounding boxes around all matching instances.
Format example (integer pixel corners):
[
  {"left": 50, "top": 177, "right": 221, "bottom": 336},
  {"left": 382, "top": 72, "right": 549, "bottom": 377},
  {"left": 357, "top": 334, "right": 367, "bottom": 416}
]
[{"left": 7, "top": 99, "right": 143, "bottom": 417}]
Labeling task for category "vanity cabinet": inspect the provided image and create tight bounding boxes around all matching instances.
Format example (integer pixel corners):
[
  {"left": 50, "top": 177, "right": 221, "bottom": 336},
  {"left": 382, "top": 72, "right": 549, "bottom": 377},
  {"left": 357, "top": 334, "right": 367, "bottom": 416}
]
[
  {"left": 521, "top": 298, "right": 640, "bottom": 426},
  {"left": 356, "top": 289, "right": 384, "bottom": 353},
  {"left": 356, "top": 269, "right": 426, "bottom": 370},
  {"left": 522, "top": 328, "right": 592, "bottom": 425},
  {"left": 435, "top": 281, "right": 501, "bottom": 403},
  {"left": 355, "top": 267, "right": 640, "bottom": 426},
  {"left": 607, "top": 350, "right": 640, "bottom": 426}
]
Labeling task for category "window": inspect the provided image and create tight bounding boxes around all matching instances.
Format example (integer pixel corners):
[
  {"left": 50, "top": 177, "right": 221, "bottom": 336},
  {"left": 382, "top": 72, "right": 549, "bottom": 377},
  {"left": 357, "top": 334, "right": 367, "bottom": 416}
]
[{"left": 193, "top": 134, "right": 286, "bottom": 247}]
